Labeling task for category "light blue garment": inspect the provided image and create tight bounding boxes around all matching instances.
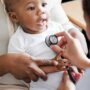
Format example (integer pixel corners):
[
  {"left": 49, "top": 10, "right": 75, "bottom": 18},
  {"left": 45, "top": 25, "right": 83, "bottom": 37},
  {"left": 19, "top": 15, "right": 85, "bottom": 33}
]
[{"left": 76, "top": 69, "right": 90, "bottom": 90}]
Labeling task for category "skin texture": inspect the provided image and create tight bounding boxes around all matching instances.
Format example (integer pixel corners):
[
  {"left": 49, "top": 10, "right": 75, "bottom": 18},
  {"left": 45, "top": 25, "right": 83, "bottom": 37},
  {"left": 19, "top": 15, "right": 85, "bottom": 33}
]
[
  {"left": 51, "top": 31, "right": 90, "bottom": 69},
  {"left": 0, "top": 53, "right": 66, "bottom": 83},
  {"left": 8, "top": 0, "right": 48, "bottom": 34}
]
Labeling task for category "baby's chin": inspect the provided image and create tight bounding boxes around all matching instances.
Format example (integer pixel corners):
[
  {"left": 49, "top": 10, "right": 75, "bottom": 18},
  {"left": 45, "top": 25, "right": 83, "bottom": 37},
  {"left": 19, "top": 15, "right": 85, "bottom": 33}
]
[{"left": 37, "top": 25, "right": 48, "bottom": 32}]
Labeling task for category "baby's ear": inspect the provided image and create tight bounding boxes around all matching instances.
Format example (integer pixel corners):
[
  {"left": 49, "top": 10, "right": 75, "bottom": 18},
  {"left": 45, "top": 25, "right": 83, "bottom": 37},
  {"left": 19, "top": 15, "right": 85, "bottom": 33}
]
[{"left": 8, "top": 12, "right": 18, "bottom": 23}]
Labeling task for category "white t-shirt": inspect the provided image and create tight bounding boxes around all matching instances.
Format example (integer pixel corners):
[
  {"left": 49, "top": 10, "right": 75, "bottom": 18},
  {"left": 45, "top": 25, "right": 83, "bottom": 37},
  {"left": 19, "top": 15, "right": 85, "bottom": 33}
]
[{"left": 7, "top": 21, "right": 64, "bottom": 90}]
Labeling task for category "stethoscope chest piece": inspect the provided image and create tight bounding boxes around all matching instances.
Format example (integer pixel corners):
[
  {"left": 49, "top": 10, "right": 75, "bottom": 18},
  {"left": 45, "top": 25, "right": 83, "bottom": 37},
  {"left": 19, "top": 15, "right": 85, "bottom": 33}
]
[{"left": 45, "top": 35, "right": 58, "bottom": 47}]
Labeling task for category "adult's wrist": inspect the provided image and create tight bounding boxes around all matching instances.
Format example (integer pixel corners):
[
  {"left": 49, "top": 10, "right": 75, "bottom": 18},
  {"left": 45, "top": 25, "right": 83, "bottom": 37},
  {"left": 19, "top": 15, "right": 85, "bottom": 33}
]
[
  {"left": 83, "top": 58, "right": 90, "bottom": 69},
  {"left": 0, "top": 54, "right": 10, "bottom": 76},
  {"left": 77, "top": 56, "right": 90, "bottom": 69}
]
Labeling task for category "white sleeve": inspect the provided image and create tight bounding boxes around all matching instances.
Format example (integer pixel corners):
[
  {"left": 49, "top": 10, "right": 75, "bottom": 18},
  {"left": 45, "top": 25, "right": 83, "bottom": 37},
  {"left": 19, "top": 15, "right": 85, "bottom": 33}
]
[
  {"left": 8, "top": 34, "right": 25, "bottom": 53},
  {"left": 8, "top": 33, "right": 35, "bottom": 57}
]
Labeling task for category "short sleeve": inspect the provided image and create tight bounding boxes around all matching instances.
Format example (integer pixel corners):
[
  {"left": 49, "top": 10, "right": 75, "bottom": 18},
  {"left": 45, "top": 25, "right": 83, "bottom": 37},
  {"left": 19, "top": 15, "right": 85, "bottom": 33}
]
[{"left": 8, "top": 33, "right": 25, "bottom": 53}]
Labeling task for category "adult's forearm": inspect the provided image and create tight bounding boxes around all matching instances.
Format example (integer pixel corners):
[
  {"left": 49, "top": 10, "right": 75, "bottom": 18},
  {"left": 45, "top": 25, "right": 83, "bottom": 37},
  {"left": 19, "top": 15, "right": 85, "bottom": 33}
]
[
  {"left": 81, "top": 58, "right": 90, "bottom": 69},
  {"left": 0, "top": 54, "right": 9, "bottom": 76},
  {"left": 74, "top": 56, "right": 90, "bottom": 69}
]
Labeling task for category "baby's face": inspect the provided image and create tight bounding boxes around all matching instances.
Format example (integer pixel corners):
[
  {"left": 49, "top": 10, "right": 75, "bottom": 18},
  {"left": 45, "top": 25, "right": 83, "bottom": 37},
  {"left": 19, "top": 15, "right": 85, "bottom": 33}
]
[{"left": 13, "top": 0, "right": 49, "bottom": 34}]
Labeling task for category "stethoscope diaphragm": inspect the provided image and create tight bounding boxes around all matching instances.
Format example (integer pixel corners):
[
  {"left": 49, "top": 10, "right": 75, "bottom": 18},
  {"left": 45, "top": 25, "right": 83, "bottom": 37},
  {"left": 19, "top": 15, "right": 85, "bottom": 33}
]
[{"left": 45, "top": 35, "right": 58, "bottom": 47}]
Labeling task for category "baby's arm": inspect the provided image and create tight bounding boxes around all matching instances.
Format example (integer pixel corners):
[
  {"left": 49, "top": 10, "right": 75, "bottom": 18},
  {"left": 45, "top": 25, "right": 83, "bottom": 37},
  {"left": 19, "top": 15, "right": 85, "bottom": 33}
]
[{"left": 36, "top": 54, "right": 67, "bottom": 74}]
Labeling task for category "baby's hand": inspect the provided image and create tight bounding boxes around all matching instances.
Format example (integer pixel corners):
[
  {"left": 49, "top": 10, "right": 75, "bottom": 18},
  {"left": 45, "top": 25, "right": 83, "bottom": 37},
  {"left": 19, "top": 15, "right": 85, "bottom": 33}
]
[
  {"left": 40, "top": 58, "right": 67, "bottom": 74},
  {"left": 56, "top": 58, "right": 69, "bottom": 71},
  {"left": 40, "top": 58, "right": 68, "bottom": 74},
  {"left": 52, "top": 53, "right": 70, "bottom": 71}
]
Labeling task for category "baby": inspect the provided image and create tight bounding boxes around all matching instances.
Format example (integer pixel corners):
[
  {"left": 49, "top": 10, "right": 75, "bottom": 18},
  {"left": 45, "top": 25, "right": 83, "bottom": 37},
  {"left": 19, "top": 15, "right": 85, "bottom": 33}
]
[{"left": 3, "top": 0, "right": 88, "bottom": 90}]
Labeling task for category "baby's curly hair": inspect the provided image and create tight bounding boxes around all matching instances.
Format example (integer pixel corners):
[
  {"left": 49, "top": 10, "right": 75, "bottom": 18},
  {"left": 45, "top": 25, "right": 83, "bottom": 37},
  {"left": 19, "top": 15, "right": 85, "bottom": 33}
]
[
  {"left": 82, "top": 0, "right": 90, "bottom": 16},
  {"left": 3, "top": 0, "right": 20, "bottom": 12}
]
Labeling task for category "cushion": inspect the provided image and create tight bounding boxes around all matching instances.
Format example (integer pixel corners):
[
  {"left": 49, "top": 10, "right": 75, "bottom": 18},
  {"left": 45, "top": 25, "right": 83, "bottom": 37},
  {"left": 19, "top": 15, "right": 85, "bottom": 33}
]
[{"left": 0, "top": 1, "right": 13, "bottom": 54}]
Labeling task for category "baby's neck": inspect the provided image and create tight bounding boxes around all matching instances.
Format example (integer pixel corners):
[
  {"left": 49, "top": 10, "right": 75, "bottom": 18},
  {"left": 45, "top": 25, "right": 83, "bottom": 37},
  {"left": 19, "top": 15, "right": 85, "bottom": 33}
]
[{"left": 22, "top": 26, "right": 47, "bottom": 34}]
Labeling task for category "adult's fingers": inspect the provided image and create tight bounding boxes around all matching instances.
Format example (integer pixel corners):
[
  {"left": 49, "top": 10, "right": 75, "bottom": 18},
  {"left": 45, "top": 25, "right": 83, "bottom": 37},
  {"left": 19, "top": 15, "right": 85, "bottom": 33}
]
[
  {"left": 55, "top": 31, "right": 73, "bottom": 42},
  {"left": 28, "top": 62, "right": 47, "bottom": 81},
  {"left": 58, "top": 37, "right": 67, "bottom": 48},
  {"left": 50, "top": 45, "right": 63, "bottom": 54},
  {"left": 23, "top": 77, "right": 31, "bottom": 83},
  {"left": 35, "top": 60, "right": 58, "bottom": 66},
  {"left": 27, "top": 71, "right": 39, "bottom": 82},
  {"left": 54, "top": 52, "right": 62, "bottom": 61}
]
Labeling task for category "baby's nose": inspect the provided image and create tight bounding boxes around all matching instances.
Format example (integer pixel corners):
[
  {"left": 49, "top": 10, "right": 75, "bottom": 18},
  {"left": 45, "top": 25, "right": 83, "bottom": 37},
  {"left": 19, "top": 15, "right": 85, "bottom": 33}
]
[{"left": 37, "top": 6, "right": 46, "bottom": 15}]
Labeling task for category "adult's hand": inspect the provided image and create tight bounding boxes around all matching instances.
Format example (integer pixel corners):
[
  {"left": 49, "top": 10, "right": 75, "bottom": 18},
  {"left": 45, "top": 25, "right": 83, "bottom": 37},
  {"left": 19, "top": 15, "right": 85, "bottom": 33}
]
[
  {"left": 50, "top": 31, "right": 89, "bottom": 69},
  {"left": 0, "top": 53, "right": 58, "bottom": 83}
]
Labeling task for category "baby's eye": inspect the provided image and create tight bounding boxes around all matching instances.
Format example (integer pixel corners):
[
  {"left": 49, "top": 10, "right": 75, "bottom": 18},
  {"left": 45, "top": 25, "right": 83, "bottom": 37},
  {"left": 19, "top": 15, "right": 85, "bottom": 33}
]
[
  {"left": 27, "top": 6, "right": 35, "bottom": 10},
  {"left": 42, "top": 3, "right": 47, "bottom": 7}
]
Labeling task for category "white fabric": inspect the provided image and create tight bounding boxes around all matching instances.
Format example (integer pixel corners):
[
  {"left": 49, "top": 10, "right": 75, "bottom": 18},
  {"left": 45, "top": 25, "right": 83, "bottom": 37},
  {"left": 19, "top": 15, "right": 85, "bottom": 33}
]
[
  {"left": 0, "top": 85, "right": 28, "bottom": 90},
  {"left": 7, "top": 21, "right": 64, "bottom": 90}
]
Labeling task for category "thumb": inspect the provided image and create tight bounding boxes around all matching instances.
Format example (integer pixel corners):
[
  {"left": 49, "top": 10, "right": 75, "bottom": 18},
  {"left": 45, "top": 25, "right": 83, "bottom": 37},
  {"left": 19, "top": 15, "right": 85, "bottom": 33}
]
[
  {"left": 54, "top": 53, "right": 62, "bottom": 61},
  {"left": 55, "top": 31, "right": 73, "bottom": 42},
  {"left": 50, "top": 45, "right": 63, "bottom": 54}
]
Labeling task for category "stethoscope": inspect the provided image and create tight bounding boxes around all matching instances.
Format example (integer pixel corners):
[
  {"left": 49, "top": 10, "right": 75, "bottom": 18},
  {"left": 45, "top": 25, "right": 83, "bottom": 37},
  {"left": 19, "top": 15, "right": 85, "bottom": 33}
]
[
  {"left": 45, "top": 35, "right": 58, "bottom": 47},
  {"left": 45, "top": 35, "right": 77, "bottom": 84}
]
